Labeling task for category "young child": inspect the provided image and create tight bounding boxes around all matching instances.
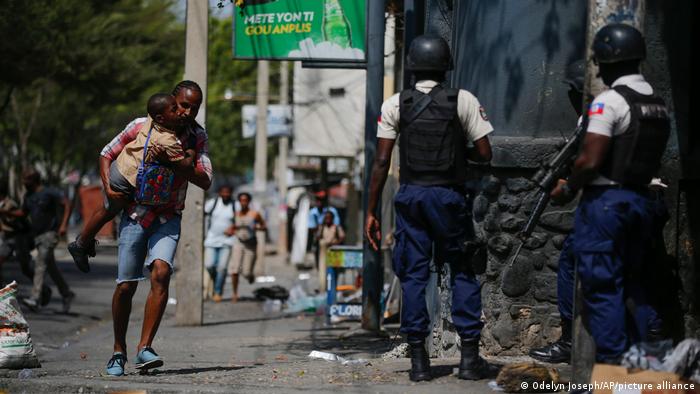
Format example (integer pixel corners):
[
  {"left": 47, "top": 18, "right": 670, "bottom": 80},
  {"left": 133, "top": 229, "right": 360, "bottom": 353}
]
[{"left": 67, "top": 93, "right": 195, "bottom": 272}]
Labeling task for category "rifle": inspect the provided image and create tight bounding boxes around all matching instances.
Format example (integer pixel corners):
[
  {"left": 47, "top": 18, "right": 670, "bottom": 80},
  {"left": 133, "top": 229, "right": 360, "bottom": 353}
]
[{"left": 508, "top": 119, "right": 587, "bottom": 266}]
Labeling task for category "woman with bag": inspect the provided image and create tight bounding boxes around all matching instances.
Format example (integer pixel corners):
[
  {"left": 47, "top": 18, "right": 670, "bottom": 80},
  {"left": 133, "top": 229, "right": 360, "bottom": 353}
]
[{"left": 227, "top": 192, "right": 266, "bottom": 303}]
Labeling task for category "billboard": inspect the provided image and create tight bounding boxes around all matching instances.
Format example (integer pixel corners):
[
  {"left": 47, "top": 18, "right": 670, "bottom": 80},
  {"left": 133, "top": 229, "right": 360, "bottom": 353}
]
[
  {"left": 233, "top": 0, "right": 366, "bottom": 61},
  {"left": 242, "top": 104, "right": 293, "bottom": 138}
]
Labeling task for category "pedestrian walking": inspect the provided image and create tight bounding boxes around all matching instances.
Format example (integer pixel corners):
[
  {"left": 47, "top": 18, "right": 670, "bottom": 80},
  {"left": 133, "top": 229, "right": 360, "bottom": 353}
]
[
  {"left": 204, "top": 185, "right": 235, "bottom": 302},
  {"left": 307, "top": 192, "right": 340, "bottom": 268},
  {"left": 15, "top": 168, "right": 74, "bottom": 312},
  {"left": 365, "top": 35, "right": 497, "bottom": 381},
  {"left": 99, "top": 80, "right": 212, "bottom": 376},
  {"left": 316, "top": 211, "right": 345, "bottom": 292},
  {"left": 0, "top": 180, "right": 53, "bottom": 305},
  {"left": 550, "top": 24, "right": 671, "bottom": 363},
  {"left": 227, "top": 192, "right": 265, "bottom": 303}
]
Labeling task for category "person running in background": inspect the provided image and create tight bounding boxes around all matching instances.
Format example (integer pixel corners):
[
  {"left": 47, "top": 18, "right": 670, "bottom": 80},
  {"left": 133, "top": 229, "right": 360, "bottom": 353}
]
[
  {"left": 15, "top": 168, "right": 75, "bottom": 312},
  {"left": 0, "top": 180, "right": 54, "bottom": 305},
  {"left": 316, "top": 211, "right": 345, "bottom": 292},
  {"left": 203, "top": 185, "right": 235, "bottom": 302},
  {"left": 227, "top": 192, "right": 265, "bottom": 303},
  {"left": 68, "top": 93, "right": 196, "bottom": 273}
]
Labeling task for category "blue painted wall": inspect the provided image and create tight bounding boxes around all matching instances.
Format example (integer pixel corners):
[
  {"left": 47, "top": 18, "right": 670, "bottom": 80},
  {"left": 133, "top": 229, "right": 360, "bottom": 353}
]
[{"left": 449, "top": 0, "right": 587, "bottom": 138}]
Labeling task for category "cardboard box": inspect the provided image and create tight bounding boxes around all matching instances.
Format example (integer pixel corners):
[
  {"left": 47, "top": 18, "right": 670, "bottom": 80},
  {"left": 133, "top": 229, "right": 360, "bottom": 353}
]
[{"left": 588, "top": 364, "right": 699, "bottom": 394}]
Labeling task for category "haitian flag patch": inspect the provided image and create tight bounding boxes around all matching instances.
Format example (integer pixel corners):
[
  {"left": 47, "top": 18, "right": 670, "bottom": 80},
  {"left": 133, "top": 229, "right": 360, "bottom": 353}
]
[
  {"left": 479, "top": 106, "right": 489, "bottom": 121},
  {"left": 588, "top": 102, "right": 605, "bottom": 115}
]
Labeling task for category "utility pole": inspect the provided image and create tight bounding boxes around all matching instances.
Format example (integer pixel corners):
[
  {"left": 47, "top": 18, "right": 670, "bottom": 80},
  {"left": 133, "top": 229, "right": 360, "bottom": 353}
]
[
  {"left": 571, "top": 0, "right": 646, "bottom": 383},
  {"left": 176, "top": 0, "right": 207, "bottom": 326},
  {"left": 361, "top": 0, "right": 386, "bottom": 332},
  {"left": 254, "top": 60, "right": 270, "bottom": 196},
  {"left": 253, "top": 60, "right": 270, "bottom": 277},
  {"left": 277, "top": 61, "right": 289, "bottom": 259}
]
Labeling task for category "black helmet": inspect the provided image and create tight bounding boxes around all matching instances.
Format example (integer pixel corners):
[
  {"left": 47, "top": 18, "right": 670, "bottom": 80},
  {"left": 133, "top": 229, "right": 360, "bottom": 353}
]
[
  {"left": 563, "top": 59, "right": 586, "bottom": 92},
  {"left": 405, "top": 35, "right": 452, "bottom": 71},
  {"left": 593, "top": 23, "right": 646, "bottom": 63}
]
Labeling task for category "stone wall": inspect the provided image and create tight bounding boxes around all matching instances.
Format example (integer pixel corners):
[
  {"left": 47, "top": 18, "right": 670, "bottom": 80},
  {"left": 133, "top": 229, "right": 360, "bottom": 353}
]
[{"left": 471, "top": 168, "right": 578, "bottom": 356}]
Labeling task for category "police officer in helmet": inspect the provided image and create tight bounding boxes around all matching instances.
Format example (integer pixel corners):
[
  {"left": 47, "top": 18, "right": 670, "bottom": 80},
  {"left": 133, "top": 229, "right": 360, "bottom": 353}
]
[
  {"left": 365, "top": 35, "right": 496, "bottom": 381},
  {"left": 550, "top": 23, "right": 670, "bottom": 363}
]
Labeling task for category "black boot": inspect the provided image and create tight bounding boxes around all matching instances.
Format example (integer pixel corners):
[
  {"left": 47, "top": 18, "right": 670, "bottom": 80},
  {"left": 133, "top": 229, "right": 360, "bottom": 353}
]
[
  {"left": 408, "top": 341, "right": 432, "bottom": 382},
  {"left": 529, "top": 319, "right": 572, "bottom": 364},
  {"left": 458, "top": 338, "right": 499, "bottom": 380}
]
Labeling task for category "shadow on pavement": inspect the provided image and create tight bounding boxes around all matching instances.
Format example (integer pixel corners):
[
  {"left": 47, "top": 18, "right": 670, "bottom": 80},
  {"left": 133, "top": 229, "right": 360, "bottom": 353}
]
[
  {"left": 143, "top": 365, "right": 249, "bottom": 376},
  {"left": 202, "top": 314, "right": 289, "bottom": 327}
]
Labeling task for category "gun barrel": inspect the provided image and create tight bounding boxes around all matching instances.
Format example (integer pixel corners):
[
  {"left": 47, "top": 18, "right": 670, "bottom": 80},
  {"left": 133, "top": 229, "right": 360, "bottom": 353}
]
[{"left": 522, "top": 191, "right": 550, "bottom": 236}]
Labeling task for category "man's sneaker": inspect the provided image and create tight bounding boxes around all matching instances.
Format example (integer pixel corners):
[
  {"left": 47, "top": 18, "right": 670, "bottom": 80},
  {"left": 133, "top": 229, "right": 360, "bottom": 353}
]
[
  {"left": 40, "top": 285, "right": 53, "bottom": 306},
  {"left": 106, "top": 352, "right": 127, "bottom": 376},
  {"left": 20, "top": 298, "right": 39, "bottom": 312},
  {"left": 62, "top": 291, "right": 76, "bottom": 313},
  {"left": 135, "top": 347, "right": 163, "bottom": 370},
  {"left": 67, "top": 237, "right": 96, "bottom": 273}
]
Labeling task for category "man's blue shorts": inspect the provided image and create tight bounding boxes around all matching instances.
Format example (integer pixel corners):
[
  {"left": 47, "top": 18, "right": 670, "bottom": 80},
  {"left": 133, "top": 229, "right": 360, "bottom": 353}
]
[{"left": 116, "top": 213, "right": 181, "bottom": 283}]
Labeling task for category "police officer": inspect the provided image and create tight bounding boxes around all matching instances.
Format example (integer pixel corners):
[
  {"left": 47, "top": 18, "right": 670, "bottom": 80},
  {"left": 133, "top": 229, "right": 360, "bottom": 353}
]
[
  {"left": 551, "top": 23, "right": 670, "bottom": 363},
  {"left": 365, "top": 35, "right": 496, "bottom": 381},
  {"left": 529, "top": 59, "right": 587, "bottom": 364}
]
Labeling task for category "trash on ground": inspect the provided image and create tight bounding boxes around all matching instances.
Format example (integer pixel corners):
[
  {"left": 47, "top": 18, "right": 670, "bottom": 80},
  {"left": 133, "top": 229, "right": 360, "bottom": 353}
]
[
  {"left": 622, "top": 339, "right": 673, "bottom": 371},
  {"left": 286, "top": 294, "right": 326, "bottom": 313},
  {"left": 487, "top": 380, "right": 504, "bottom": 391},
  {"left": 0, "top": 281, "right": 41, "bottom": 369},
  {"left": 255, "top": 276, "right": 276, "bottom": 284},
  {"left": 381, "top": 343, "right": 410, "bottom": 360},
  {"left": 496, "top": 362, "right": 559, "bottom": 393},
  {"left": 167, "top": 297, "right": 177, "bottom": 305},
  {"left": 620, "top": 338, "right": 700, "bottom": 383},
  {"left": 663, "top": 339, "right": 700, "bottom": 382},
  {"left": 285, "top": 284, "right": 325, "bottom": 313},
  {"left": 17, "top": 368, "right": 33, "bottom": 379},
  {"left": 298, "top": 273, "right": 311, "bottom": 280},
  {"left": 308, "top": 351, "right": 368, "bottom": 366},
  {"left": 253, "top": 285, "right": 289, "bottom": 301},
  {"left": 262, "top": 299, "right": 283, "bottom": 314}
]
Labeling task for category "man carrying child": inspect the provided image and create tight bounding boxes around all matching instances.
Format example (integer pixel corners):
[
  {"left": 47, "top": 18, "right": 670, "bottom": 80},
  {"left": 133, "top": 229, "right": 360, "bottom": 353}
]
[{"left": 69, "top": 81, "right": 212, "bottom": 376}]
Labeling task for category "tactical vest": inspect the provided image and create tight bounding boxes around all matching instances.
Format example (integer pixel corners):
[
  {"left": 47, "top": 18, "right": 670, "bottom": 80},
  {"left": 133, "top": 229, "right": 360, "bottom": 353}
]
[
  {"left": 599, "top": 85, "right": 671, "bottom": 186},
  {"left": 398, "top": 84, "right": 467, "bottom": 186}
]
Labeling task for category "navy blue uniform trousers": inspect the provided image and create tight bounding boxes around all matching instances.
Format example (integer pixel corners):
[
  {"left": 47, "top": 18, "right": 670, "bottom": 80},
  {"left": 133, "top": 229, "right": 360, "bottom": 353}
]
[
  {"left": 392, "top": 184, "right": 482, "bottom": 342},
  {"left": 570, "top": 186, "right": 662, "bottom": 362}
]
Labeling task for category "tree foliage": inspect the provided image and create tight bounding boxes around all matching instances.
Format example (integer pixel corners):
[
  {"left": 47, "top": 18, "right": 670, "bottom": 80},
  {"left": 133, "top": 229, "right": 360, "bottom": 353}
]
[
  {"left": 206, "top": 16, "right": 282, "bottom": 179},
  {"left": 0, "top": 0, "right": 184, "bottom": 188}
]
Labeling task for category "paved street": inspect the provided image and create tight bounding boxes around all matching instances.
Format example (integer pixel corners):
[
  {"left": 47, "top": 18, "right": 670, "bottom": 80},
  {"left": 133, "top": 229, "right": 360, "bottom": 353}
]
[{"left": 0, "top": 243, "right": 500, "bottom": 393}]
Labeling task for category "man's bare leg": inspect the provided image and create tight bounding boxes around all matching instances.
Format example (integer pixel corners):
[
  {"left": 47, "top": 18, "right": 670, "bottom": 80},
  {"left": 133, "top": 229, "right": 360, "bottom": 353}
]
[
  {"left": 137, "top": 260, "right": 171, "bottom": 350},
  {"left": 112, "top": 281, "right": 138, "bottom": 354},
  {"left": 231, "top": 273, "right": 240, "bottom": 303}
]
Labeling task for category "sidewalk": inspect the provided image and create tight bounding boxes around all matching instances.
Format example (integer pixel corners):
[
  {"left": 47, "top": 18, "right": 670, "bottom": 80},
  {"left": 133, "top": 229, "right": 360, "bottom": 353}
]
[{"left": 0, "top": 246, "right": 501, "bottom": 393}]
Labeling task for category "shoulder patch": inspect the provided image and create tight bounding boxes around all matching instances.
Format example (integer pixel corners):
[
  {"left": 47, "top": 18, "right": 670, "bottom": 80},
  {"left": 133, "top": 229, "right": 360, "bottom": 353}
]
[
  {"left": 479, "top": 106, "right": 489, "bottom": 121},
  {"left": 588, "top": 102, "right": 605, "bottom": 116}
]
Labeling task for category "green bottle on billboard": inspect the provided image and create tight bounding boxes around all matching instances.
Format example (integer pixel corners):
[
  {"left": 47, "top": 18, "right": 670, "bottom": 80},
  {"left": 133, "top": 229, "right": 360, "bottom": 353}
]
[{"left": 322, "top": 0, "right": 352, "bottom": 48}]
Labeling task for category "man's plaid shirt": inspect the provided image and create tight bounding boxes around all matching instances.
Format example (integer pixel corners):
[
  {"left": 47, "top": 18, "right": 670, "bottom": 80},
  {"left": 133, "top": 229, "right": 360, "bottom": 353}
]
[{"left": 101, "top": 117, "right": 213, "bottom": 228}]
